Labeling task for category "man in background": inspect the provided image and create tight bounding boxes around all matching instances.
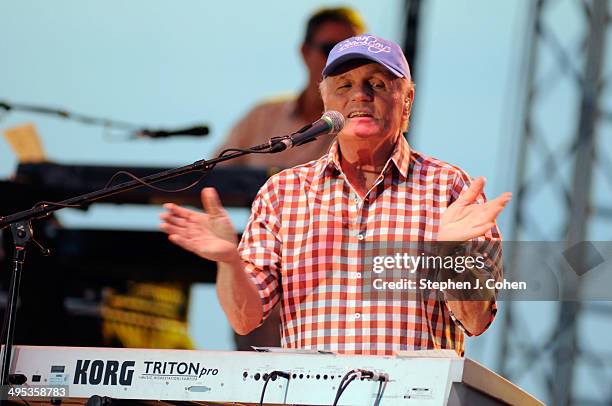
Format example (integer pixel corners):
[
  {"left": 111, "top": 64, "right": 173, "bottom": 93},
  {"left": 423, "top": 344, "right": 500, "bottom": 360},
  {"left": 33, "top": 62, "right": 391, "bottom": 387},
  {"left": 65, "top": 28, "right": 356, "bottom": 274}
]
[{"left": 216, "top": 7, "right": 366, "bottom": 168}]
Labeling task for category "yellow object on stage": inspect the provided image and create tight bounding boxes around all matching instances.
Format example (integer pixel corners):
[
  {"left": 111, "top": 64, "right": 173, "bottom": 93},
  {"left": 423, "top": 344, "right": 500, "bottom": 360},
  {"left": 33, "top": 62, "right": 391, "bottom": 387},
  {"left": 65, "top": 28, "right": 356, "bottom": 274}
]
[{"left": 101, "top": 282, "right": 193, "bottom": 350}]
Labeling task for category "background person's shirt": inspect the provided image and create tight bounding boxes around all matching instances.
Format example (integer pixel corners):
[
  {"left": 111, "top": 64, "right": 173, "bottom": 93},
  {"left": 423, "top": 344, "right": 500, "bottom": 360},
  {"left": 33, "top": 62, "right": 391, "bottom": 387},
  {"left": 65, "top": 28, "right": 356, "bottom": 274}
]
[{"left": 216, "top": 95, "right": 334, "bottom": 168}]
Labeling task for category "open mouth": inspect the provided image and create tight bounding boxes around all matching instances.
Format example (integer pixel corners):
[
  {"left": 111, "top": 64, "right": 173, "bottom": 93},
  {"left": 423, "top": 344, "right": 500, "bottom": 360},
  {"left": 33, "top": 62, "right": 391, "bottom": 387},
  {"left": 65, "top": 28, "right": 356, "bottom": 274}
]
[{"left": 347, "top": 111, "right": 374, "bottom": 118}]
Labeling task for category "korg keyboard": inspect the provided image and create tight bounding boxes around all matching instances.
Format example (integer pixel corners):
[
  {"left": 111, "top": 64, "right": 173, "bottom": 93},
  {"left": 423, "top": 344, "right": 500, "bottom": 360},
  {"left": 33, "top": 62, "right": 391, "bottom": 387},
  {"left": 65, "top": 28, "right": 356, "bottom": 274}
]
[{"left": 6, "top": 346, "right": 543, "bottom": 405}]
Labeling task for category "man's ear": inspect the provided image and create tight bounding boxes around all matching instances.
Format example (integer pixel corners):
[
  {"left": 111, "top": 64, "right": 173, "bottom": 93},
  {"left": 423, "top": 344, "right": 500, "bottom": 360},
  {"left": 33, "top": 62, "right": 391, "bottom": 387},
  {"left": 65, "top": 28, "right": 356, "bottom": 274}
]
[
  {"left": 402, "top": 84, "right": 415, "bottom": 131},
  {"left": 407, "top": 85, "right": 415, "bottom": 110}
]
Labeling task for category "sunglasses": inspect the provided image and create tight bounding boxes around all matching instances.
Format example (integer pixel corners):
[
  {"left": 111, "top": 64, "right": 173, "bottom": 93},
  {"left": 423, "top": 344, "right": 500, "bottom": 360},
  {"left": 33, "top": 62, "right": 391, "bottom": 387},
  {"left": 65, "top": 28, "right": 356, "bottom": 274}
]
[{"left": 310, "top": 42, "right": 337, "bottom": 56}]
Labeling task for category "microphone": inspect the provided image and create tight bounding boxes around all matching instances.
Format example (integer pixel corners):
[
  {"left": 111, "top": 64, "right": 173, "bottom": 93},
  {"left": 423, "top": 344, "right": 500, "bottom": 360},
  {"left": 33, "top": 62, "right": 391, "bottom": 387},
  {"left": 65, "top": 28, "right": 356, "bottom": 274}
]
[
  {"left": 135, "top": 125, "right": 210, "bottom": 139},
  {"left": 269, "top": 111, "right": 344, "bottom": 153}
]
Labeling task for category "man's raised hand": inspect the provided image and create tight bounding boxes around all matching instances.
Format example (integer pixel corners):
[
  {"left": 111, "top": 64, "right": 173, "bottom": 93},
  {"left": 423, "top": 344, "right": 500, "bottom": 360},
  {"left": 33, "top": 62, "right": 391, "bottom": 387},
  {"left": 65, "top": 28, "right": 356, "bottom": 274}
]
[
  {"left": 159, "top": 187, "right": 239, "bottom": 262},
  {"left": 437, "top": 177, "right": 511, "bottom": 242}
]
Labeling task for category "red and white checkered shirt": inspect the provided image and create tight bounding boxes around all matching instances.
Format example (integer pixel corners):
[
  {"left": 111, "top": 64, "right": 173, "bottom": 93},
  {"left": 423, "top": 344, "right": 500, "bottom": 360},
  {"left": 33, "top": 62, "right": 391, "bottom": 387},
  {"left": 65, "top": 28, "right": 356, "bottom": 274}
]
[{"left": 239, "top": 135, "right": 501, "bottom": 356}]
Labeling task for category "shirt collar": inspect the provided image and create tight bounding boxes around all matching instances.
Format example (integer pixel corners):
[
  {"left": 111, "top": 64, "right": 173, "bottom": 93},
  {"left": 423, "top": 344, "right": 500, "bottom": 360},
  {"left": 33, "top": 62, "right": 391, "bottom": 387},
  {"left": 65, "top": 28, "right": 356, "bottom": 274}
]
[
  {"left": 389, "top": 134, "right": 411, "bottom": 178},
  {"left": 316, "top": 134, "right": 412, "bottom": 179}
]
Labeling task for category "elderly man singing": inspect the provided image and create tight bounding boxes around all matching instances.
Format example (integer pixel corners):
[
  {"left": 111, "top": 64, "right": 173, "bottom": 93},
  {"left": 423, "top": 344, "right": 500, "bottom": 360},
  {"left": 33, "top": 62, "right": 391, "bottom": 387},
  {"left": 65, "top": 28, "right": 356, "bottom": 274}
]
[{"left": 159, "top": 34, "right": 511, "bottom": 356}]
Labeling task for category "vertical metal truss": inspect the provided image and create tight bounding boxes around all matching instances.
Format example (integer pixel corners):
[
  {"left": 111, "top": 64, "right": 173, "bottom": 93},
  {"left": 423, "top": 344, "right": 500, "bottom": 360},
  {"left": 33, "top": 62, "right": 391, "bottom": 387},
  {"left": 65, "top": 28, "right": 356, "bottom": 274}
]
[
  {"left": 402, "top": 0, "right": 424, "bottom": 80},
  {"left": 402, "top": 0, "right": 424, "bottom": 139},
  {"left": 498, "top": 1, "right": 611, "bottom": 405}
]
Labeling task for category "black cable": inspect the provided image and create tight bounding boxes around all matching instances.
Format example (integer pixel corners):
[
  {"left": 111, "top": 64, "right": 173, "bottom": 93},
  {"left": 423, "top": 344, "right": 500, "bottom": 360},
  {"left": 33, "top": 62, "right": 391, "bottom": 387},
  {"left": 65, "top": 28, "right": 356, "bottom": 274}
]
[
  {"left": 218, "top": 134, "right": 296, "bottom": 157},
  {"left": 332, "top": 370, "right": 360, "bottom": 406},
  {"left": 25, "top": 169, "right": 207, "bottom": 217},
  {"left": 32, "top": 201, "right": 83, "bottom": 210},
  {"left": 259, "top": 370, "right": 290, "bottom": 406},
  {"left": 103, "top": 170, "right": 206, "bottom": 193},
  {"left": 205, "top": 140, "right": 287, "bottom": 175},
  {"left": 24, "top": 134, "right": 282, "bottom": 223},
  {"left": 332, "top": 369, "right": 389, "bottom": 406},
  {"left": 219, "top": 147, "right": 268, "bottom": 155},
  {"left": 101, "top": 135, "right": 286, "bottom": 194},
  {"left": 259, "top": 374, "right": 272, "bottom": 406},
  {"left": 373, "top": 379, "right": 388, "bottom": 406},
  {"left": 375, "top": 380, "right": 383, "bottom": 404},
  {"left": 333, "top": 374, "right": 358, "bottom": 406},
  {"left": 218, "top": 144, "right": 283, "bottom": 156}
]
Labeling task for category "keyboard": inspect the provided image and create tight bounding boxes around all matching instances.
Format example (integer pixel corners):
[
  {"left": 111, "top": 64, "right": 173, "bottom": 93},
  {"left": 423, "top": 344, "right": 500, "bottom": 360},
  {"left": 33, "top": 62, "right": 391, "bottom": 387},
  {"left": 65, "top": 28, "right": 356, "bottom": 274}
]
[{"left": 8, "top": 346, "right": 544, "bottom": 405}]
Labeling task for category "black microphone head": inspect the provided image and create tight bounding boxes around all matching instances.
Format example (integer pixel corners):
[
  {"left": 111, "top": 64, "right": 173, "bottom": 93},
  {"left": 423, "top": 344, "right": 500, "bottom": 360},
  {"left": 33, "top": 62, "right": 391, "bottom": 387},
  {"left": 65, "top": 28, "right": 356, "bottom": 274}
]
[
  {"left": 135, "top": 124, "right": 210, "bottom": 139},
  {"left": 321, "top": 111, "right": 345, "bottom": 134}
]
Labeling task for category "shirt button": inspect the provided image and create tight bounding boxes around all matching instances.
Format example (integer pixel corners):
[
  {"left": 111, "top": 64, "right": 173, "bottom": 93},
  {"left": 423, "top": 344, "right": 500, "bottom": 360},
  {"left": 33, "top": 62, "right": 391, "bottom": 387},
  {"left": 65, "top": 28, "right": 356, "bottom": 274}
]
[
  {"left": 355, "top": 313, "right": 361, "bottom": 319},
  {"left": 357, "top": 233, "right": 364, "bottom": 240}
]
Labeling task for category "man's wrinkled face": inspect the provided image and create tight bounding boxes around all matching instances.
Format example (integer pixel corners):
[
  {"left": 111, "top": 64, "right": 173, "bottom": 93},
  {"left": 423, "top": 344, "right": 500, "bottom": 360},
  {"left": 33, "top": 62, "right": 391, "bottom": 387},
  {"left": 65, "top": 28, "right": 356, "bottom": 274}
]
[{"left": 321, "top": 60, "right": 410, "bottom": 143}]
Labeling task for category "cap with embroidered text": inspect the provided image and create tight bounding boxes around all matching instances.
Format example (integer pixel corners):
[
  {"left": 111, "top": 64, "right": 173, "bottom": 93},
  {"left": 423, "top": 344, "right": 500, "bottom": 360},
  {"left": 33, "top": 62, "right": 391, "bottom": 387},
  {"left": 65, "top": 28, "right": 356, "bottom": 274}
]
[{"left": 322, "top": 34, "right": 411, "bottom": 80}]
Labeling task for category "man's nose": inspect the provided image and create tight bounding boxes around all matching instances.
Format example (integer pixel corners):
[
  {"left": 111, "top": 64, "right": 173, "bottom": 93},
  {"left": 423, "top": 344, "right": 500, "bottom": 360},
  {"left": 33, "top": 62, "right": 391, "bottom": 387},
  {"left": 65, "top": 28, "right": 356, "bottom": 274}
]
[{"left": 351, "top": 84, "right": 374, "bottom": 101}]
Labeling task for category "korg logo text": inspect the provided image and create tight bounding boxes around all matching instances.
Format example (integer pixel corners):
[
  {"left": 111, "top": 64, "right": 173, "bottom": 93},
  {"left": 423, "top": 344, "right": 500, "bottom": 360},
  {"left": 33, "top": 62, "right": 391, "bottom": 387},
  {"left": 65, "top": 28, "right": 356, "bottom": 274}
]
[{"left": 73, "top": 360, "right": 135, "bottom": 385}]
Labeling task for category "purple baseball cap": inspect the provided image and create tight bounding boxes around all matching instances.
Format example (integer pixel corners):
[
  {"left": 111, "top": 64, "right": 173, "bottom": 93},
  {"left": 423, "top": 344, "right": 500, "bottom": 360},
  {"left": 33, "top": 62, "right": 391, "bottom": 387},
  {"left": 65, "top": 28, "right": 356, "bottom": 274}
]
[{"left": 322, "top": 34, "right": 411, "bottom": 80}]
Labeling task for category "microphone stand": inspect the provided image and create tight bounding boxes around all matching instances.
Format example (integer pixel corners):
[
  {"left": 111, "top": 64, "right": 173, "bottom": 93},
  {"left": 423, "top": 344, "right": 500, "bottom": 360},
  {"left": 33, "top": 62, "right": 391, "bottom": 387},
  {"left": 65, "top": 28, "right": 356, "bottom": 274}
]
[
  {"left": 0, "top": 100, "right": 210, "bottom": 139},
  {"left": 0, "top": 100, "right": 141, "bottom": 131},
  {"left": 0, "top": 147, "right": 260, "bottom": 393}
]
